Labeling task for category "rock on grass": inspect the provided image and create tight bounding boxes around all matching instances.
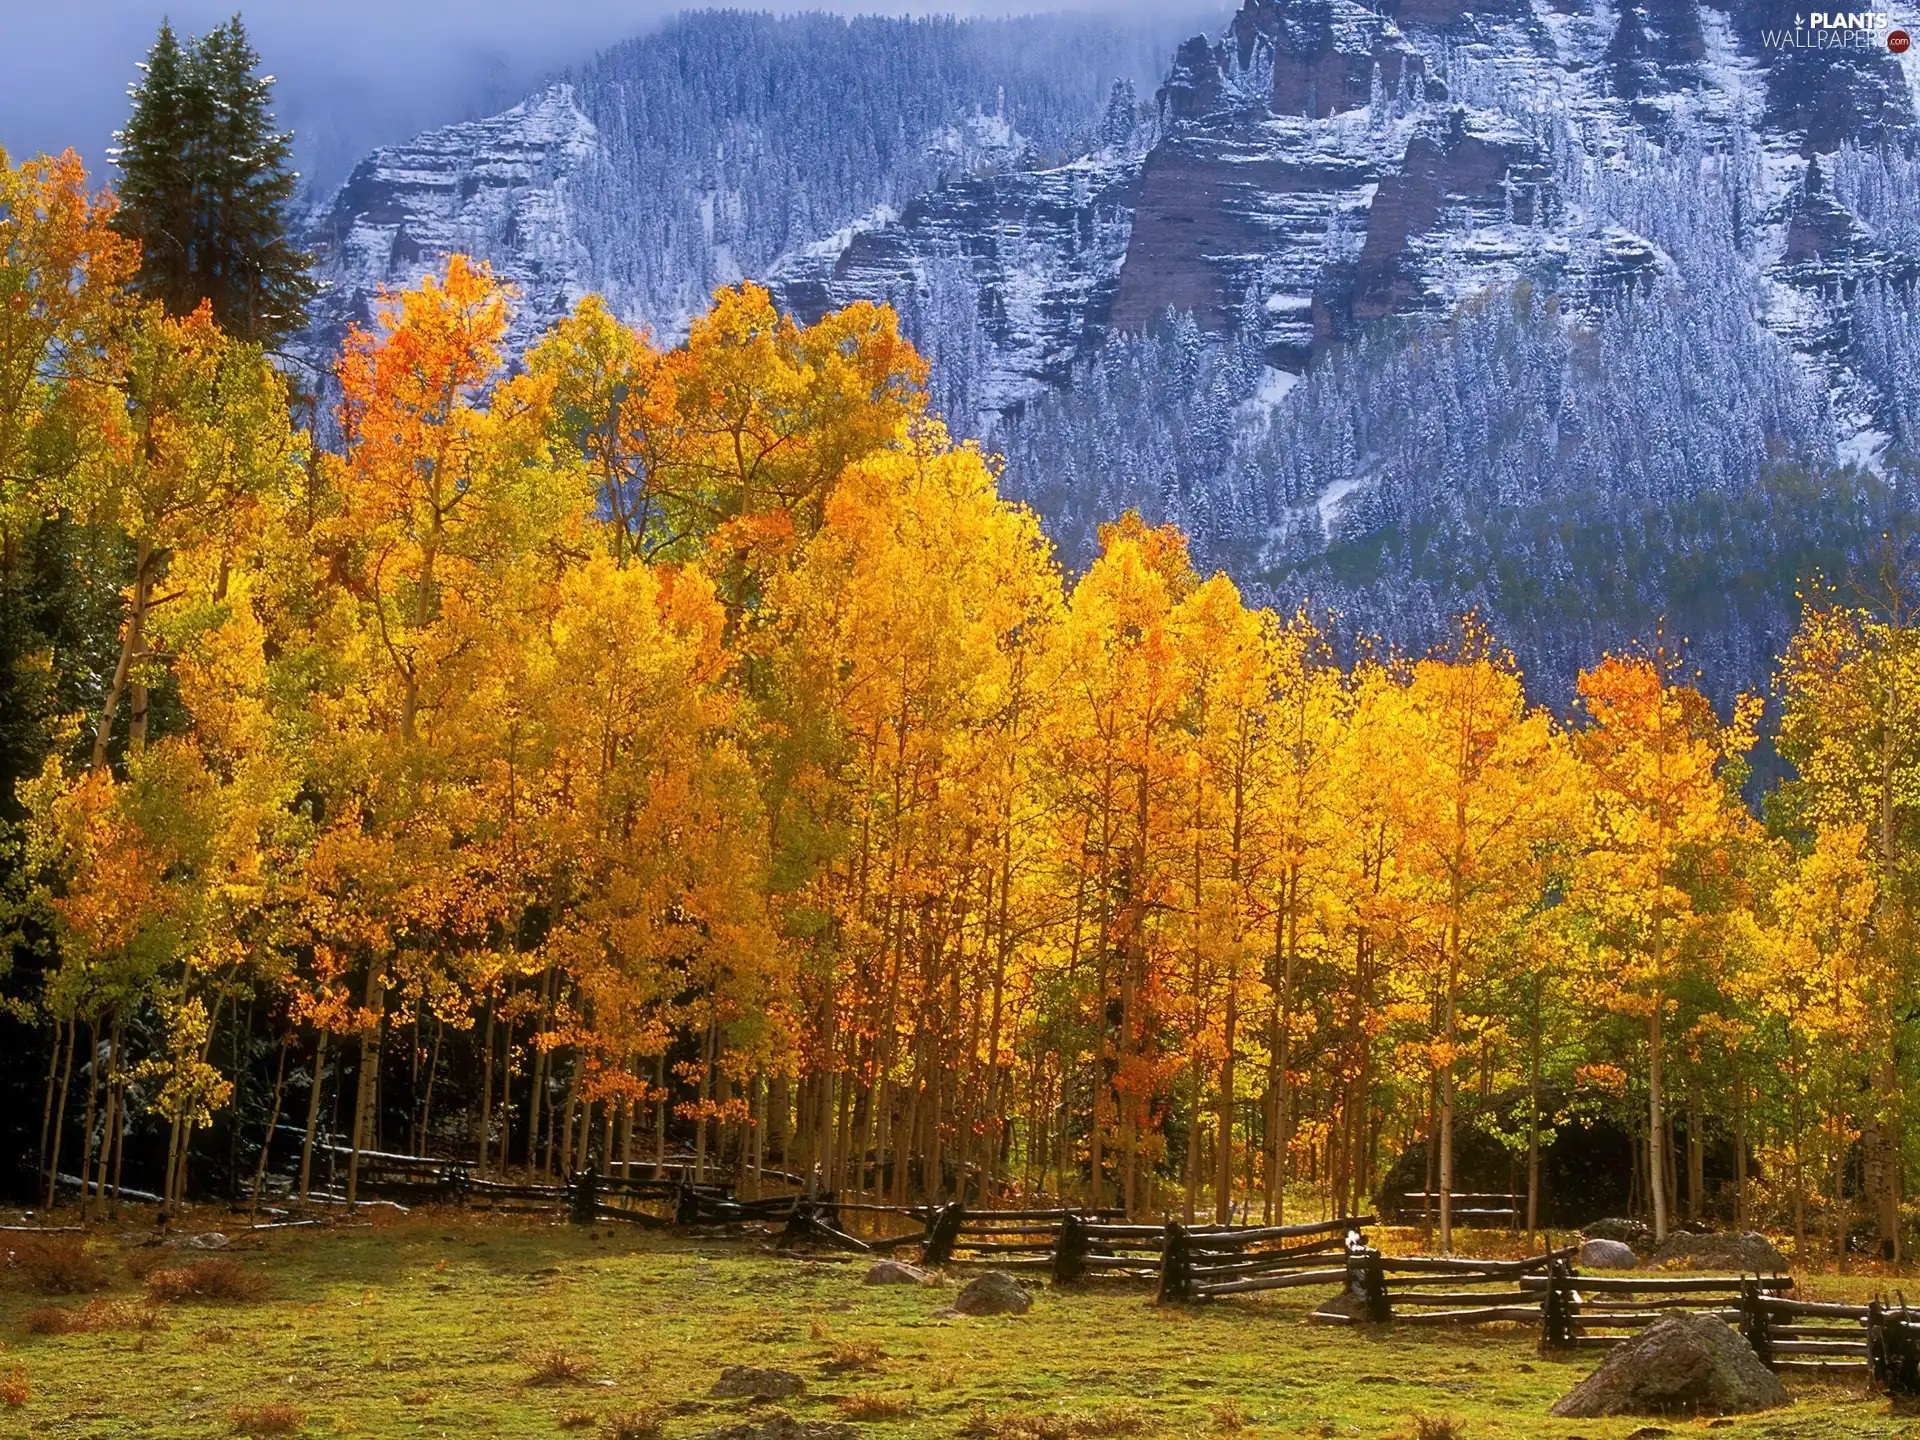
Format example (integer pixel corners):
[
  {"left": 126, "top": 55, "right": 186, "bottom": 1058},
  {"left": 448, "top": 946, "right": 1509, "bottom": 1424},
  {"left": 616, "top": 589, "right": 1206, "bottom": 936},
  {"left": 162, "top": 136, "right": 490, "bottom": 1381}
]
[
  {"left": 1650, "top": 1231, "right": 1787, "bottom": 1273},
  {"left": 711, "top": 1366, "right": 806, "bottom": 1400},
  {"left": 862, "top": 1260, "right": 931, "bottom": 1286},
  {"left": 1578, "top": 1238, "right": 1639, "bottom": 1269},
  {"left": 1550, "top": 1312, "right": 1788, "bottom": 1418},
  {"left": 947, "top": 1270, "right": 1030, "bottom": 1316}
]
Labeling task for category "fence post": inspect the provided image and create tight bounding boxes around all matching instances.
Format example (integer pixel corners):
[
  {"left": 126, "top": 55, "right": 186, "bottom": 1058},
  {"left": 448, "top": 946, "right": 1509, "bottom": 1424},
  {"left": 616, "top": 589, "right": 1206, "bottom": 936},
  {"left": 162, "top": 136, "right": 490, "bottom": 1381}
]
[
  {"left": 569, "top": 1168, "right": 599, "bottom": 1225},
  {"left": 1873, "top": 1300, "right": 1920, "bottom": 1399},
  {"left": 1740, "top": 1278, "right": 1774, "bottom": 1370},
  {"left": 1054, "top": 1211, "right": 1090, "bottom": 1285},
  {"left": 1539, "top": 1258, "right": 1575, "bottom": 1351},
  {"left": 922, "top": 1201, "right": 967, "bottom": 1267},
  {"left": 1341, "top": 1232, "right": 1389, "bottom": 1324},
  {"left": 1361, "top": 1248, "right": 1391, "bottom": 1323},
  {"left": 1156, "top": 1222, "right": 1195, "bottom": 1304},
  {"left": 674, "top": 1181, "right": 701, "bottom": 1226}
]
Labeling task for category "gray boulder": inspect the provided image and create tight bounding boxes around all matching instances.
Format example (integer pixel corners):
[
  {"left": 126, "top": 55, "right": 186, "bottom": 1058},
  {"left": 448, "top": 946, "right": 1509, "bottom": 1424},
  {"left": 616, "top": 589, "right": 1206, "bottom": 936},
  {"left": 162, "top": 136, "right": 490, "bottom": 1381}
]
[
  {"left": 948, "top": 1269, "right": 1031, "bottom": 1316},
  {"left": 1579, "top": 1238, "right": 1640, "bottom": 1269},
  {"left": 863, "top": 1259, "right": 932, "bottom": 1286},
  {"left": 1551, "top": 1312, "right": 1789, "bottom": 1417},
  {"left": 1651, "top": 1231, "right": 1787, "bottom": 1273},
  {"left": 710, "top": 1366, "right": 806, "bottom": 1400}
]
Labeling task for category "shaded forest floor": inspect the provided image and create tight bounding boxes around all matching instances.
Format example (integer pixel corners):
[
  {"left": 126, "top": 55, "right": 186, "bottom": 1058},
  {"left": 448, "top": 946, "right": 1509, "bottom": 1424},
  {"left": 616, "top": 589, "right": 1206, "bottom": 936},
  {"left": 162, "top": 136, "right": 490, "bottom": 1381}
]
[{"left": 0, "top": 1210, "right": 1911, "bottom": 1439}]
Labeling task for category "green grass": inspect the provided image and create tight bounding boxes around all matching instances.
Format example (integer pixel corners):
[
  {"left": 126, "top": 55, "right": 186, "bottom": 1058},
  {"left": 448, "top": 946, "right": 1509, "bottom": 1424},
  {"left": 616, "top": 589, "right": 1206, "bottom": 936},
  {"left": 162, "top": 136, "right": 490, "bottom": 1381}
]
[{"left": 0, "top": 1213, "right": 1913, "bottom": 1439}]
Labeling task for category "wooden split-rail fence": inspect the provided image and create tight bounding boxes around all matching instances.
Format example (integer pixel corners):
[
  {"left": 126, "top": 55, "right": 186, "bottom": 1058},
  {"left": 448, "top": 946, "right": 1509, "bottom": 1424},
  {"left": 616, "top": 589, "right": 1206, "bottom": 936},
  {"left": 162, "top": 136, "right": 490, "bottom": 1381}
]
[
  {"left": 252, "top": 1140, "right": 1920, "bottom": 1404},
  {"left": 906, "top": 1203, "right": 1366, "bottom": 1285}
]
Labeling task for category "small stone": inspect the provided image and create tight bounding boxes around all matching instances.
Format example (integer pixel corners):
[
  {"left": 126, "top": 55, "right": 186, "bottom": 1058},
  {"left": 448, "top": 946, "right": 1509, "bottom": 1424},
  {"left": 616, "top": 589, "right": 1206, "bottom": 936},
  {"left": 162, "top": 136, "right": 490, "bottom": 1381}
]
[
  {"left": 863, "top": 1259, "right": 932, "bottom": 1286},
  {"left": 710, "top": 1366, "right": 806, "bottom": 1401},
  {"left": 948, "top": 1270, "right": 1031, "bottom": 1316},
  {"left": 168, "top": 1231, "right": 230, "bottom": 1250},
  {"left": 1578, "top": 1238, "right": 1639, "bottom": 1269},
  {"left": 1308, "top": 1289, "right": 1378, "bottom": 1324}
]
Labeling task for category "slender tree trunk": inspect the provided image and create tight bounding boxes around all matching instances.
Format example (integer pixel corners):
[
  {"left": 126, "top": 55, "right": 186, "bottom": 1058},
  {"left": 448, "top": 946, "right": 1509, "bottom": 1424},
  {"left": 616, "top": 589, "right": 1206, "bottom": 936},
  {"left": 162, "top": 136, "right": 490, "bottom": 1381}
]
[
  {"left": 347, "top": 958, "right": 388, "bottom": 1206},
  {"left": 91, "top": 539, "right": 151, "bottom": 770},
  {"left": 419, "top": 1020, "right": 442, "bottom": 1155},
  {"left": 476, "top": 1001, "right": 495, "bottom": 1177},
  {"left": 37, "top": 1019, "right": 62, "bottom": 1203},
  {"left": 1527, "top": 976, "right": 1542, "bottom": 1250},
  {"left": 1439, "top": 931, "right": 1459, "bottom": 1253},
  {"left": 1687, "top": 1078, "right": 1705, "bottom": 1222},
  {"left": 78, "top": 1021, "right": 99, "bottom": 1221},
  {"left": 1734, "top": 1056, "right": 1749, "bottom": 1230},
  {"left": 92, "top": 1015, "right": 120, "bottom": 1218},
  {"left": 252, "top": 1041, "right": 290, "bottom": 1218},
  {"left": 299, "top": 1029, "right": 329, "bottom": 1202},
  {"left": 1648, "top": 925, "right": 1670, "bottom": 1244},
  {"left": 1214, "top": 957, "right": 1239, "bottom": 1224},
  {"left": 496, "top": 1012, "right": 515, "bottom": 1176}
]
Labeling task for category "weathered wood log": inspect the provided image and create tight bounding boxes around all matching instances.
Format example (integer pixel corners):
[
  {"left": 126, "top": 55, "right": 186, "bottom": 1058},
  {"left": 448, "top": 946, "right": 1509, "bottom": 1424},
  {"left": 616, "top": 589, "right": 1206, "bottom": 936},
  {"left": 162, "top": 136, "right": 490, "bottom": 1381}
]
[
  {"left": 1521, "top": 1273, "right": 1791, "bottom": 1295},
  {"left": 1771, "top": 1340, "right": 1870, "bottom": 1356},
  {"left": 1191, "top": 1266, "right": 1351, "bottom": 1297},
  {"left": 1762, "top": 1297, "right": 1870, "bottom": 1320},
  {"left": 955, "top": 1224, "right": 1064, "bottom": 1238},
  {"left": 1394, "top": 1306, "right": 1541, "bottom": 1325},
  {"left": 1568, "top": 1309, "right": 1743, "bottom": 1327}
]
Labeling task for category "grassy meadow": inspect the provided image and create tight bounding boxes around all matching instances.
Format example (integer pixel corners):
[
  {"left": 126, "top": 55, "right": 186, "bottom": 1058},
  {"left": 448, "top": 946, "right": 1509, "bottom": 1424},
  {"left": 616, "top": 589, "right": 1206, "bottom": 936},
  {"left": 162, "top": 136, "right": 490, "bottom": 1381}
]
[{"left": 0, "top": 1213, "right": 1911, "bottom": 1440}]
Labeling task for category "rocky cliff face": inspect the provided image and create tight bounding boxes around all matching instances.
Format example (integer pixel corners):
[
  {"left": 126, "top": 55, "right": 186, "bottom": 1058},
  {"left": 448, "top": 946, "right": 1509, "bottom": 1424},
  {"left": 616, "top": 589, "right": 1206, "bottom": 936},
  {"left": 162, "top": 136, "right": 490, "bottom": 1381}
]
[
  {"left": 300, "top": 0, "right": 1920, "bottom": 466},
  {"left": 304, "top": 85, "right": 610, "bottom": 367}
]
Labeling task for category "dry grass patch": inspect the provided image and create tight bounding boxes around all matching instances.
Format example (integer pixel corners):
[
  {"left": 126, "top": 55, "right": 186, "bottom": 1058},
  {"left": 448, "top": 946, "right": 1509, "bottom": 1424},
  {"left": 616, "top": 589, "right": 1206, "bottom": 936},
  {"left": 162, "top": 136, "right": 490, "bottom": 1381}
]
[
  {"left": 9, "top": 1235, "right": 106, "bottom": 1294},
  {"left": 146, "top": 1256, "right": 268, "bottom": 1303},
  {"left": 1403, "top": 1417, "right": 1464, "bottom": 1440},
  {"left": 836, "top": 1392, "right": 914, "bottom": 1420},
  {"left": 0, "top": 1364, "right": 26, "bottom": 1407},
  {"left": 1209, "top": 1400, "right": 1247, "bottom": 1431},
  {"left": 824, "top": 1339, "right": 886, "bottom": 1372},
  {"left": 228, "top": 1400, "right": 306, "bottom": 1436},
  {"left": 556, "top": 1410, "right": 598, "bottom": 1430},
  {"left": 23, "top": 1298, "right": 163, "bottom": 1334},
  {"left": 961, "top": 1403, "right": 1152, "bottom": 1439},
  {"left": 525, "top": 1345, "right": 593, "bottom": 1386},
  {"left": 600, "top": 1406, "right": 666, "bottom": 1440}
]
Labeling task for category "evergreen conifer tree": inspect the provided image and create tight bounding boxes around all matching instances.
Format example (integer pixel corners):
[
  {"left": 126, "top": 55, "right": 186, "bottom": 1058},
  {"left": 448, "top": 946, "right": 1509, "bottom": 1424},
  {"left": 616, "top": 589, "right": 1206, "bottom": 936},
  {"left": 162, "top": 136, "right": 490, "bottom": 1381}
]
[{"left": 112, "top": 15, "right": 316, "bottom": 348}]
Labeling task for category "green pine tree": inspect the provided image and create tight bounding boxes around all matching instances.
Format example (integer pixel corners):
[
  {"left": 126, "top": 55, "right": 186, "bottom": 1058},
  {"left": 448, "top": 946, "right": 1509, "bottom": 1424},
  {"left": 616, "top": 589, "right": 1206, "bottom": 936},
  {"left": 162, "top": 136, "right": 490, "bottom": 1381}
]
[
  {"left": 111, "top": 21, "right": 198, "bottom": 319},
  {"left": 112, "top": 15, "right": 317, "bottom": 349}
]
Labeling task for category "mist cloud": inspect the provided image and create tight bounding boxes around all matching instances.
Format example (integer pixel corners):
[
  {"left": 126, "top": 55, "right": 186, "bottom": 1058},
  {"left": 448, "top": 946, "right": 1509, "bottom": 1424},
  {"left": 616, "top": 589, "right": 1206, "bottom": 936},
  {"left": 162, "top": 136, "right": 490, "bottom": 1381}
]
[{"left": 0, "top": 1, "right": 1195, "bottom": 198}]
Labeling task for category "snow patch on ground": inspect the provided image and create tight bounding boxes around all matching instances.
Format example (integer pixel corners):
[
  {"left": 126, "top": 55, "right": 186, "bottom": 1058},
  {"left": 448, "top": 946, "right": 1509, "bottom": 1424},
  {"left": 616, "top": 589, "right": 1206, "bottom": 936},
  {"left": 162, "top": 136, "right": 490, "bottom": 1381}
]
[{"left": 1316, "top": 474, "right": 1368, "bottom": 527}]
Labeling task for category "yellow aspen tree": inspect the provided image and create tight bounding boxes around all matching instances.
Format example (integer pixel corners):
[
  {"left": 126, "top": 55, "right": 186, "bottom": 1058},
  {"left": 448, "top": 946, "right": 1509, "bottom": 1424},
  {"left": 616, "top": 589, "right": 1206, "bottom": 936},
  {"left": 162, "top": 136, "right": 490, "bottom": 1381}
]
[
  {"left": 1393, "top": 622, "right": 1577, "bottom": 1251},
  {"left": 1571, "top": 647, "right": 1758, "bottom": 1243}
]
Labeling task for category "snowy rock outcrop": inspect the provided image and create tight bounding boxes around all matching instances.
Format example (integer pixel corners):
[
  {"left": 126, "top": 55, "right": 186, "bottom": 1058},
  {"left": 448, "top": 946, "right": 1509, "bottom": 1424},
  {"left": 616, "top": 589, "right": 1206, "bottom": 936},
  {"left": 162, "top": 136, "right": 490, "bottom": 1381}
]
[{"left": 305, "top": 85, "right": 608, "bottom": 364}]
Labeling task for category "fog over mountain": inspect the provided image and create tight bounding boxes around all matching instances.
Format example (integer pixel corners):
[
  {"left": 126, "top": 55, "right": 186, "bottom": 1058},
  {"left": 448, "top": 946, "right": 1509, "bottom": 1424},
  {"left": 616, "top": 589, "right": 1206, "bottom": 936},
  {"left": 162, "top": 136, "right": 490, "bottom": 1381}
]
[{"left": 0, "top": 1, "right": 1207, "bottom": 196}]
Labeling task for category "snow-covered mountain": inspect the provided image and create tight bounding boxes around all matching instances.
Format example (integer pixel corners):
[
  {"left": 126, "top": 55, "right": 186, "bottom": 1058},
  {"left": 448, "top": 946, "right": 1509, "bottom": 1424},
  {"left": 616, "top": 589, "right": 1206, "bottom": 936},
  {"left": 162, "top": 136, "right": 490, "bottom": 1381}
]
[
  {"left": 301, "top": 0, "right": 1920, "bottom": 702},
  {"left": 301, "top": 10, "right": 1201, "bottom": 368}
]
